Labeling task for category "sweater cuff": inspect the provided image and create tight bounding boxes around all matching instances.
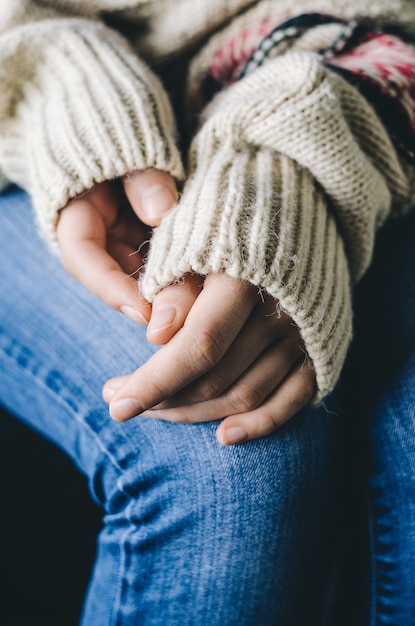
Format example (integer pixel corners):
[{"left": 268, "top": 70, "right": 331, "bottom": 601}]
[
  {"left": 0, "top": 20, "right": 184, "bottom": 242},
  {"left": 141, "top": 146, "right": 352, "bottom": 401}
]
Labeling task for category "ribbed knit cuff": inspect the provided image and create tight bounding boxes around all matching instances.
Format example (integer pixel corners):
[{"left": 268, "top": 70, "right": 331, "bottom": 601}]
[
  {"left": 141, "top": 146, "right": 352, "bottom": 401},
  {"left": 188, "top": 52, "right": 412, "bottom": 281},
  {"left": 1, "top": 20, "right": 184, "bottom": 242},
  {"left": 141, "top": 46, "right": 414, "bottom": 400}
]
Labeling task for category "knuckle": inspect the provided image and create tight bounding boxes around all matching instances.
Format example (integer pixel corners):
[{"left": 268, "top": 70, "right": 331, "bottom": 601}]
[
  {"left": 169, "top": 411, "right": 192, "bottom": 424},
  {"left": 191, "top": 329, "right": 224, "bottom": 370},
  {"left": 148, "top": 379, "right": 170, "bottom": 405},
  {"left": 263, "top": 408, "right": 282, "bottom": 432},
  {"left": 228, "top": 383, "right": 263, "bottom": 413},
  {"left": 140, "top": 368, "right": 171, "bottom": 406},
  {"left": 178, "top": 414, "right": 192, "bottom": 424},
  {"left": 196, "top": 370, "right": 229, "bottom": 401}
]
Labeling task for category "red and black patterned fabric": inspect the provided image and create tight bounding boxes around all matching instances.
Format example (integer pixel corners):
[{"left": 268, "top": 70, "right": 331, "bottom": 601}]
[{"left": 203, "top": 13, "right": 415, "bottom": 164}]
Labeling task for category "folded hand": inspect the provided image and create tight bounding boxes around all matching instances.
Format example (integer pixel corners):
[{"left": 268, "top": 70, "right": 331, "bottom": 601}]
[
  {"left": 104, "top": 272, "right": 316, "bottom": 445},
  {"left": 56, "top": 168, "right": 178, "bottom": 324}
]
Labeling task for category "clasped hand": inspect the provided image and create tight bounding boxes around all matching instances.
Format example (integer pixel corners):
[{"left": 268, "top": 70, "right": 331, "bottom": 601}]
[{"left": 57, "top": 169, "right": 316, "bottom": 445}]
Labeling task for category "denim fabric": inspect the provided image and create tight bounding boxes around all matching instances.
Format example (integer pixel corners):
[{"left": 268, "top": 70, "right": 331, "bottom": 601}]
[
  {"left": 0, "top": 189, "right": 343, "bottom": 626},
  {"left": 344, "top": 209, "right": 415, "bottom": 625}
]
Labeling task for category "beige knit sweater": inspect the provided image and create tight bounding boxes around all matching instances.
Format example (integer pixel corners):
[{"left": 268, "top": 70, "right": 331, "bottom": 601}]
[{"left": 1, "top": 0, "right": 415, "bottom": 400}]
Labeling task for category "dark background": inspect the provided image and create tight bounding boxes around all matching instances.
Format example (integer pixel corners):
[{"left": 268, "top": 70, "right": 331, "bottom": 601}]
[{"left": 0, "top": 408, "right": 101, "bottom": 626}]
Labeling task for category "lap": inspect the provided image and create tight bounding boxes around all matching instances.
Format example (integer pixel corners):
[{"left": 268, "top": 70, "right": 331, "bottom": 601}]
[{"left": 0, "top": 188, "right": 342, "bottom": 625}]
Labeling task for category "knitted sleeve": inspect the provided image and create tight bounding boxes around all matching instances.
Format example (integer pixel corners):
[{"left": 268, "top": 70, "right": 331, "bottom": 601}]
[
  {"left": 141, "top": 12, "right": 415, "bottom": 401},
  {"left": 0, "top": 2, "right": 184, "bottom": 242}
]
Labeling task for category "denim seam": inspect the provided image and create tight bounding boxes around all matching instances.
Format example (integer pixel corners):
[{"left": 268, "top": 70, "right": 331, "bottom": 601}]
[
  {"left": 0, "top": 343, "right": 132, "bottom": 626},
  {"left": 108, "top": 495, "right": 134, "bottom": 626},
  {"left": 0, "top": 346, "right": 124, "bottom": 475},
  {"left": 366, "top": 490, "right": 378, "bottom": 626}
]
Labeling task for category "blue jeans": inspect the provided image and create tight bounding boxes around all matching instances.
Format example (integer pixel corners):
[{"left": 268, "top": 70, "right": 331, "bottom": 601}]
[
  {"left": 342, "top": 207, "right": 415, "bottom": 625},
  {"left": 0, "top": 189, "right": 343, "bottom": 625}
]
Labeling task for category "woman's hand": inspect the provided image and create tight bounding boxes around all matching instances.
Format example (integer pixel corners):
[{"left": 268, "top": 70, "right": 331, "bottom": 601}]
[
  {"left": 57, "top": 168, "right": 178, "bottom": 324},
  {"left": 103, "top": 273, "right": 316, "bottom": 445},
  {"left": 57, "top": 172, "right": 316, "bottom": 444}
]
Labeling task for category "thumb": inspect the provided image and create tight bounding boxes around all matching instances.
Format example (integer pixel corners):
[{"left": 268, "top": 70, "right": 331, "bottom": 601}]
[
  {"left": 123, "top": 168, "right": 179, "bottom": 227},
  {"left": 146, "top": 273, "right": 203, "bottom": 345}
]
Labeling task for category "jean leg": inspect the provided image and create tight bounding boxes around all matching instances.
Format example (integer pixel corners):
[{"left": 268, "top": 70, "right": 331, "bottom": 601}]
[
  {"left": 0, "top": 188, "right": 344, "bottom": 626},
  {"left": 346, "top": 210, "right": 415, "bottom": 625}
]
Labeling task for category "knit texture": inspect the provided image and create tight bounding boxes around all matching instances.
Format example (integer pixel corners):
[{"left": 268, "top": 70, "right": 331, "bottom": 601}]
[
  {"left": 1, "top": 0, "right": 415, "bottom": 240},
  {"left": 142, "top": 145, "right": 352, "bottom": 399},
  {"left": 1, "top": 0, "right": 415, "bottom": 401},
  {"left": 0, "top": 17, "right": 183, "bottom": 241},
  {"left": 141, "top": 52, "right": 414, "bottom": 399},
  {"left": 132, "top": 0, "right": 415, "bottom": 61}
]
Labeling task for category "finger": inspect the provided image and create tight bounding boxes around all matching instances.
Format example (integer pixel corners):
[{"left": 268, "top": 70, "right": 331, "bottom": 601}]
[
  {"left": 146, "top": 274, "right": 204, "bottom": 345},
  {"left": 145, "top": 334, "right": 304, "bottom": 422},
  {"left": 105, "top": 189, "right": 152, "bottom": 276},
  {"left": 57, "top": 194, "right": 151, "bottom": 323},
  {"left": 216, "top": 358, "right": 316, "bottom": 445},
  {"left": 154, "top": 296, "right": 297, "bottom": 407},
  {"left": 123, "top": 168, "right": 179, "bottom": 227},
  {"left": 103, "top": 375, "right": 129, "bottom": 402},
  {"left": 107, "top": 240, "right": 146, "bottom": 279},
  {"left": 108, "top": 274, "right": 259, "bottom": 422}
]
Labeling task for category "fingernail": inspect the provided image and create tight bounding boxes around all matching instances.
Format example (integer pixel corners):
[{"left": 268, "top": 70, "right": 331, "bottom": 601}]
[
  {"left": 147, "top": 304, "right": 176, "bottom": 336},
  {"left": 110, "top": 398, "right": 143, "bottom": 422},
  {"left": 219, "top": 427, "right": 249, "bottom": 446},
  {"left": 121, "top": 305, "right": 148, "bottom": 325},
  {"left": 140, "top": 184, "right": 176, "bottom": 221}
]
